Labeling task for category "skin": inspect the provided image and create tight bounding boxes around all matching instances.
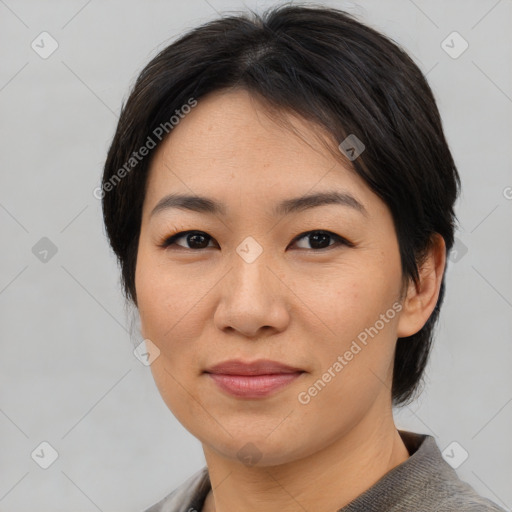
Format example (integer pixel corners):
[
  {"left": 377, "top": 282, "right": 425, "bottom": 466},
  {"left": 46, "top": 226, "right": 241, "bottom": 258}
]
[{"left": 135, "top": 88, "right": 446, "bottom": 512}]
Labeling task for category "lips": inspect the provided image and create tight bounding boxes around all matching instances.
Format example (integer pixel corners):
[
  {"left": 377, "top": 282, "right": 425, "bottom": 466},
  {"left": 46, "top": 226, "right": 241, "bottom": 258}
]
[
  {"left": 204, "top": 359, "right": 305, "bottom": 398},
  {"left": 204, "top": 359, "right": 304, "bottom": 376}
]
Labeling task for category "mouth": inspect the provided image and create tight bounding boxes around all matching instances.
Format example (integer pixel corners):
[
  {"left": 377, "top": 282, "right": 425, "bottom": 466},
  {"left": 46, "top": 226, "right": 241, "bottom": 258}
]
[{"left": 204, "top": 359, "right": 305, "bottom": 398}]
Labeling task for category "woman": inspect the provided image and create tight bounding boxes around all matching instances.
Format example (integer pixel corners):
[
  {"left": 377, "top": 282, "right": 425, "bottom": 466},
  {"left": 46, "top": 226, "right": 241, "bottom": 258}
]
[{"left": 101, "top": 5, "right": 505, "bottom": 512}]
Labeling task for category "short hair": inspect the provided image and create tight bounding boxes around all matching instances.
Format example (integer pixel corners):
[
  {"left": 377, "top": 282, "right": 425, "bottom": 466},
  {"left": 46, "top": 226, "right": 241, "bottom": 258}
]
[{"left": 101, "top": 4, "right": 460, "bottom": 407}]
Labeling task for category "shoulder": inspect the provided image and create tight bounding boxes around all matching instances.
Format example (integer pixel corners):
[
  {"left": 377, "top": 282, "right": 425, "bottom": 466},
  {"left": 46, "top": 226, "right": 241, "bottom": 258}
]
[
  {"left": 400, "top": 431, "right": 507, "bottom": 512},
  {"left": 429, "top": 470, "right": 507, "bottom": 512},
  {"left": 344, "top": 431, "right": 508, "bottom": 512},
  {"left": 434, "top": 494, "right": 507, "bottom": 512},
  {"left": 142, "top": 466, "right": 210, "bottom": 512}
]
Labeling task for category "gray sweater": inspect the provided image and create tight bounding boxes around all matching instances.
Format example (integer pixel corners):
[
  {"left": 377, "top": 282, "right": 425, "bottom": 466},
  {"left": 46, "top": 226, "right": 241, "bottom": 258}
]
[{"left": 143, "top": 430, "right": 506, "bottom": 512}]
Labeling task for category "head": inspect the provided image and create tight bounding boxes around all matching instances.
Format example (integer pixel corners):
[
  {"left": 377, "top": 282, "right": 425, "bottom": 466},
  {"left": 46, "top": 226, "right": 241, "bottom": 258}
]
[{"left": 101, "top": 5, "right": 459, "bottom": 465}]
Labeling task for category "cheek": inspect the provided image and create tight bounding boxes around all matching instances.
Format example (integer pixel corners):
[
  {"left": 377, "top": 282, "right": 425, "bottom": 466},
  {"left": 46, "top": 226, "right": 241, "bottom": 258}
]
[
  {"left": 135, "top": 248, "right": 185, "bottom": 348},
  {"left": 135, "top": 247, "right": 214, "bottom": 366},
  {"left": 136, "top": 243, "right": 181, "bottom": 322},
  {"left": 135, "top": 253, "right": 166, "bottom": 338},
  {"left": 135, "top": 249, "right": 206, "bottom": 425},
  {"left": 301, "top": 256, "right": 402, "bottom": 392},
  {"left": 303, "top": 259, "right": 397, "bottom": 341}
]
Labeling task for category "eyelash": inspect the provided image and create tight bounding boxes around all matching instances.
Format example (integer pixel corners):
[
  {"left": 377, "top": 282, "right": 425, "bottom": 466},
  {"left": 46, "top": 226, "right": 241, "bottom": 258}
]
[{"left": 158, "top": 230, "right": 354, "bottom": 251}]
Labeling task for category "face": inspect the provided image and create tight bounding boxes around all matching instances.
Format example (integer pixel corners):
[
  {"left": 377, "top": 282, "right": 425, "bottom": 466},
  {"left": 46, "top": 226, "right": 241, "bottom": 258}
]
[{"left": 135, "top": 88, "right": 406, "bottom": 466}]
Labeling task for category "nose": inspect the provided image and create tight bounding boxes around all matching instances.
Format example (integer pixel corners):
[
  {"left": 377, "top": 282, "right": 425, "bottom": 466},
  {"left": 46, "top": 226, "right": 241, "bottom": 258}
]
[{"left": 213, "top": 248, "right": 290, "bottom": 338}]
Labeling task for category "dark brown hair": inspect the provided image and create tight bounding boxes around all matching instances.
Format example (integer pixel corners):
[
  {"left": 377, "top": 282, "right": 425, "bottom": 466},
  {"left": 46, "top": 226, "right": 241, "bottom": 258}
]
[{"left": 101, "top": 4, "right": 460, "bottom": 406}]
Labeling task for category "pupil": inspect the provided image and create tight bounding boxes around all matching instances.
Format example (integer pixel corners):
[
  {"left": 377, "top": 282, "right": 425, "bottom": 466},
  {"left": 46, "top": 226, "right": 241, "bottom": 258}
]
[
  {"left": 189, "top": 233, "right": 208, "bottom": 248},
  {"left": 310, "top": 232, "right": 330, "bottom": 249}
]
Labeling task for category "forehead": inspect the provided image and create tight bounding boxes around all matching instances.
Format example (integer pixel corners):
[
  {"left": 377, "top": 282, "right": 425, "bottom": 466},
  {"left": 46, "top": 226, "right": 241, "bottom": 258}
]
[{"left": 143, "top": 89, "right": 377, "bottom": 218}]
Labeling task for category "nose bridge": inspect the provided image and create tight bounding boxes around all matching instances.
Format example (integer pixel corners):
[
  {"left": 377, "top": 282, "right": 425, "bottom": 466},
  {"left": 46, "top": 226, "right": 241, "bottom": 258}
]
[
  {"left": 213, "top": 234, "right": 289, "bottom": 336},
  {"left": 230, "top": 234, "right": 275, "bottom": 299}
]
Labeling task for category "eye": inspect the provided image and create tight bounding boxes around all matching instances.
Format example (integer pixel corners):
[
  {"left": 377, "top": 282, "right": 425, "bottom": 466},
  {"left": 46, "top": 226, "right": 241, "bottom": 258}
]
[
  {"left": 160, "top": 230, "right": 217, "bottom": 250},
  {"left": 290, "top": 230, "right": 353, "bottom": 250},
  {"left": 160, "top": 229, "right": 352, "bottom": 251}
]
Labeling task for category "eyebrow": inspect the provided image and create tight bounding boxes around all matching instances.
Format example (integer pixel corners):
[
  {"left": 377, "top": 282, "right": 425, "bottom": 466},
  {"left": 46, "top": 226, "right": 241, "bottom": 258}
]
[{"left": 150, "top": 191, "right": 367, "bottom": 218}]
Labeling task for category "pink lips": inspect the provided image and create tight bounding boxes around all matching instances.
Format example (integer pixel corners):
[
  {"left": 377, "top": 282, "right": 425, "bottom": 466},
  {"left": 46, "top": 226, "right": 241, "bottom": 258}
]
[{"left": 204, "top": 359, "right": 304, "bottom": 398}]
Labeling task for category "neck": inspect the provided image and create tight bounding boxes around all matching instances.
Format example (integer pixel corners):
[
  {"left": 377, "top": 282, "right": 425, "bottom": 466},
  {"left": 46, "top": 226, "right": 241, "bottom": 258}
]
[{"left": 201, "top": 405, "right": 409, "bottom": 512}]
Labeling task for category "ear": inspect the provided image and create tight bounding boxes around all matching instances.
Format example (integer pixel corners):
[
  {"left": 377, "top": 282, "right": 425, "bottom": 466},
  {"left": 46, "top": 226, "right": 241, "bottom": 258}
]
[{"left": 396, "top": 233, "right": 446, "bottom": 338}]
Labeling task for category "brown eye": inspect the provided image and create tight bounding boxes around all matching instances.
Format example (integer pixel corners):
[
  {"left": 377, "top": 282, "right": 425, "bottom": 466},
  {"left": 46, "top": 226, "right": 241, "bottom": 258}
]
[
  {"left": 162, "top": 231, "right": 216, "bottom": 250},
  {"left": 292, "top": 230, "right": 353, "bottom": 250}
]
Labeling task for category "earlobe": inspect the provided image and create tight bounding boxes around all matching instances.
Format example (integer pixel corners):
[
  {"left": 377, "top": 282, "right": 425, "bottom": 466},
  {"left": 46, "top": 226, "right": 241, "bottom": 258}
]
[{"left": 396, "top": 234, "right": 446, "bottom": 338}]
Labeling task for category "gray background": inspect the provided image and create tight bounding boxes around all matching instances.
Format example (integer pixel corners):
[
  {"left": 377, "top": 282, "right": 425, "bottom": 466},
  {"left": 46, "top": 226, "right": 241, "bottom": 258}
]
[{"left": 0, "top": 0, "right": 511, "bottom": 511}]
